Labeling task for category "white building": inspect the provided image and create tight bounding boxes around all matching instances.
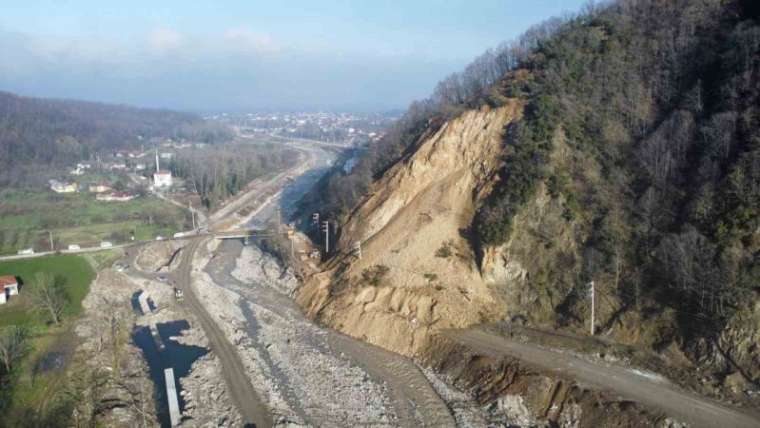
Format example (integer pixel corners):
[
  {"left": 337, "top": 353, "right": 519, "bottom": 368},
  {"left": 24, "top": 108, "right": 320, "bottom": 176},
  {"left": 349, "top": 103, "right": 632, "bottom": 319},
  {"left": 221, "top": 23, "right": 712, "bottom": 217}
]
[
  {"left": 96, "top": 192, "right": 137, "bottom": 202},
  {"left": 49, "top": 180, "right": 78, "bottom": 193},
  {"left": 153, "top": 150, "right": 173, "bottom": 188},
  {"left": 89, "top": 183, "right": 112, "bottom": 193},
  {"left": 0, "top": 276, "right": 18, "bottom": 305},
  {"left": 154, "top": 171, "right": 173, "bottom": 187}
]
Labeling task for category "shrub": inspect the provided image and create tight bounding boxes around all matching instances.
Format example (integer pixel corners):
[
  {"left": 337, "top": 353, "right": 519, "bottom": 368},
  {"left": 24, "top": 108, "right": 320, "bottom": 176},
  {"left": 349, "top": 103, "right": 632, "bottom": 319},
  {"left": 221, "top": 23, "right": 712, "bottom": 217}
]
[{"left": 361, "top": 265, "right": 390, "bottom": 287}]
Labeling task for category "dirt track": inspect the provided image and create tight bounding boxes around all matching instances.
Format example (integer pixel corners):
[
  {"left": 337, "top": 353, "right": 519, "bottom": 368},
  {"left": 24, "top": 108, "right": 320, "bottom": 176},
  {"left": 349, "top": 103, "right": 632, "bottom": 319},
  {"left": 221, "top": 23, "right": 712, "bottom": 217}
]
[
  {"left": 446, "top": 328, "right": 760, "bottom": 428},
  {"left": 173, "top": 238, "right": 273, "bottom": 427}
]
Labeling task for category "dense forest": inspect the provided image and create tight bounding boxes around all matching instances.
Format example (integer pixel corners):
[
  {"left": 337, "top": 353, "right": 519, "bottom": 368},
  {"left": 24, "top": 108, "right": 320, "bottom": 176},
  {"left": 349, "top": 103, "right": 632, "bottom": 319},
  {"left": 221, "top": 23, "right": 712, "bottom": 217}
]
[
  {"left": 0, "top": 91, "right": 231, "bottom": 183},
  {"left": 169, "top": 143, "right": 298, "bottom": 209},
  {"left": 305, "top": 0, "right": 760, "bottom": 355}
]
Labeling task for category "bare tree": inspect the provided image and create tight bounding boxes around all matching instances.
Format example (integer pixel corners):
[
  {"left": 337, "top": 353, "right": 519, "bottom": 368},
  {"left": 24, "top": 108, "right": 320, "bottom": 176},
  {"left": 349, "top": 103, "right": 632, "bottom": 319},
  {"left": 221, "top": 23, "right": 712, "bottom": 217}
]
[
  {"left": 0, "top": 325, "right": 29, "bottom": 373},
  {"left": 28, "top": 272, "right": 68, "bottom": 325}
]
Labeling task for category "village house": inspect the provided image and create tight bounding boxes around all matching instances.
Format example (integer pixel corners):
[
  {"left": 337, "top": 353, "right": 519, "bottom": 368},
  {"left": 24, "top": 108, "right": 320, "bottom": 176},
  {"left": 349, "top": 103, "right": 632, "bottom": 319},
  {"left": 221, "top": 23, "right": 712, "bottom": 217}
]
[
  {"left": 69, "top": 162, "right": 91, "bottom": 176},
  {"left": 89, "top": 182, "right": 112, "bottom": 193},
  {"left": 96, "top": 191, "right": 137, "bottom": 202},
  {"left": 49, "top": 179, "right": 78, "bottom": 193},
  {"left": 0, "top": 275, "right": 19, "bottom": 305}
]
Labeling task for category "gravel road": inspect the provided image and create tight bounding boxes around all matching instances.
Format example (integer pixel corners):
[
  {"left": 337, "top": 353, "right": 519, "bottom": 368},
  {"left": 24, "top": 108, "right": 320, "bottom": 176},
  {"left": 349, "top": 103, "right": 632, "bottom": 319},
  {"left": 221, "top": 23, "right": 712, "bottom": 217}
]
[
  {"left": 446, "top": 328, "right": 760, "bottom": 428},
  {"left": 174, "top": 238, "right": 273, "bottom": 427}
]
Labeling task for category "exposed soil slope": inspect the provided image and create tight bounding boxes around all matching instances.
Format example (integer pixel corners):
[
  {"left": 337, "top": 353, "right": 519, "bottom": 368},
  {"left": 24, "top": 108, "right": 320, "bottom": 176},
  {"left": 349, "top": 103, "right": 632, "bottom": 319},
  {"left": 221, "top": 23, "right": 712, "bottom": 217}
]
[{"left": 297, "top": 102, "right": 522, "bottom": 356}]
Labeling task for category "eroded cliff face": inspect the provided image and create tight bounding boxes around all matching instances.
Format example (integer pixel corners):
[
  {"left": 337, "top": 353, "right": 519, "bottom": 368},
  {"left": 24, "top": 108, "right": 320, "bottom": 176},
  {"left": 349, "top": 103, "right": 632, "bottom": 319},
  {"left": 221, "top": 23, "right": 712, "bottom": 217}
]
[{"left": 297, "top": 102, "right": 522, "bottom": 356}]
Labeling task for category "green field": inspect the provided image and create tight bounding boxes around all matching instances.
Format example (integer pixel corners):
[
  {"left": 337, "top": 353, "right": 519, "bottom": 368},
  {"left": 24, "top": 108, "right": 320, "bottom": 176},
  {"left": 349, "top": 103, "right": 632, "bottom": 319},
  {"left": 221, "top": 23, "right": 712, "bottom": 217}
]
[
  {"left": 0, "top": 188, "right": 190, "bottom": 255},
  {"left": 0, "top": 255, "right": 96, "bottom": 418},
  {"left": 0, "top": 255, "right": 95, "bottom": 328}
]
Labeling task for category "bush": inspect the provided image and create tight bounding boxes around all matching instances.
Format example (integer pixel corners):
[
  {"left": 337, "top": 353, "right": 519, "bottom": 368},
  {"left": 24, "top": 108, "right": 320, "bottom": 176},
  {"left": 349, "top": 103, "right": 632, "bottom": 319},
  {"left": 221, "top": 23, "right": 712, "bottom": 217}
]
[
  {"left": 435, "top": 241, "right": 454, "bottom": 258},
  {"left": 361, "top": 265, "right": 390, "bottom": 287}
]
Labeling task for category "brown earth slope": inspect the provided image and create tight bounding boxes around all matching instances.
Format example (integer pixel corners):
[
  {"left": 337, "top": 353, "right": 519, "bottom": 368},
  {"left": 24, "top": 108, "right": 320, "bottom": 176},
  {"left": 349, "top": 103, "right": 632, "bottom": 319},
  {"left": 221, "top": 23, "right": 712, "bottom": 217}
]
[{"left": 297, "top": 101, "right": 522, "bottom": 357}]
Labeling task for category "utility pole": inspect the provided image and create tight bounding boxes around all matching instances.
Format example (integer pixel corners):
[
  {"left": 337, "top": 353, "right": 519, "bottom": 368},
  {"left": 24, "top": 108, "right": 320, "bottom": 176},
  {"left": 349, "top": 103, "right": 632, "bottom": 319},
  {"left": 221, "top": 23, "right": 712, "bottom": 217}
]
[
  {"left": 590, "top": 281, "right": 595, "bottom": 336},
  {"left": 312, "top": 213, "right": 320, "bottom": 233},
  {"left": 288, "top": 229, "right": 295, "bottom": 260},
  {"left": 322, "top": 220, "right": 330, "bottom": 254},
  {"left": 48, "top": 231, "right": 54, "bottom": 251},
  {"left": 189, "top": 203, "right": 196, "bottom": 231}
]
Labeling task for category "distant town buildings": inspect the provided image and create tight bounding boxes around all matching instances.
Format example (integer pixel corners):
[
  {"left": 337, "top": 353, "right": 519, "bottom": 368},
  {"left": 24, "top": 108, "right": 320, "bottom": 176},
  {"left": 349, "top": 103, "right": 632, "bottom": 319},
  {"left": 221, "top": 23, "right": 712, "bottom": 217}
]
[
  {"left": 211, "top": 111, "right": 396, "bottom": 146},
  {"left": 49, "top": 179, "right": 78, "bottom": 193}
]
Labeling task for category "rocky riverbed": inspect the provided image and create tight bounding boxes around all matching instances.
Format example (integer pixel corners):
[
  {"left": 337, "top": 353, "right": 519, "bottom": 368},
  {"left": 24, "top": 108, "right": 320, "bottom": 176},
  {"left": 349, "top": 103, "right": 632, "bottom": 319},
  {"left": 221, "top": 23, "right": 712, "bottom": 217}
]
[
  {"left": 73, "top": 246, "right": 243, "bottom": 427},
  {"left": 192, "top": 239, "right": 399, "bottom": 427}
]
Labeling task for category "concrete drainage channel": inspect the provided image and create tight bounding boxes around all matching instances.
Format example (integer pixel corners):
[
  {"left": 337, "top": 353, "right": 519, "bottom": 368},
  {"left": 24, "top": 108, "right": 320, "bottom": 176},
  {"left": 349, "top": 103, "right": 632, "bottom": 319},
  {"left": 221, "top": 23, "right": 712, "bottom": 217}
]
[{"left": 131, "top": 291, "right": 208, "bottom": 427}]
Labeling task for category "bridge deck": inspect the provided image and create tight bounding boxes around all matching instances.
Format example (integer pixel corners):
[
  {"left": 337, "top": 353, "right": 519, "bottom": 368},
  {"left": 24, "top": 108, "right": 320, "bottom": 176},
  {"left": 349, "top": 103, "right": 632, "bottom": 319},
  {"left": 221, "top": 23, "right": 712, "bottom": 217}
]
[{"left": 165, "top": 367, "right": 181, "bottom": 426}]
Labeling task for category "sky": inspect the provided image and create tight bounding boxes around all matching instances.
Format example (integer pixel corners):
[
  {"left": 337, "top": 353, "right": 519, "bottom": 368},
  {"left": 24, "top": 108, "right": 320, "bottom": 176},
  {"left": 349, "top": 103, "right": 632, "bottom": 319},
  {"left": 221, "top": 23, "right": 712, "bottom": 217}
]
[{"left": 0, "top": 1, "right": 587, "bottom": 112}]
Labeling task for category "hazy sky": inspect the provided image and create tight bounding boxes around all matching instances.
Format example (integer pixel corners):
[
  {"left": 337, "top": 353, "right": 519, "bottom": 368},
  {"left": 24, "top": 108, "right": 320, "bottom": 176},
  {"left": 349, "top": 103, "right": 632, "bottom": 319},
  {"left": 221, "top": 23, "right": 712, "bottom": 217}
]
[{"left": 0, "top": 1, "right": 586, "bottom": 112}]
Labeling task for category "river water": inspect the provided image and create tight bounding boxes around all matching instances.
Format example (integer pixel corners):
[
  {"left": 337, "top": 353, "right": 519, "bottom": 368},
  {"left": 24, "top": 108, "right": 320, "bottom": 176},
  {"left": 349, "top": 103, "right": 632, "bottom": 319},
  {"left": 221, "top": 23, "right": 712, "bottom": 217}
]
[{"left": 132, "top": 320, "right": 208, "bottom": 427}]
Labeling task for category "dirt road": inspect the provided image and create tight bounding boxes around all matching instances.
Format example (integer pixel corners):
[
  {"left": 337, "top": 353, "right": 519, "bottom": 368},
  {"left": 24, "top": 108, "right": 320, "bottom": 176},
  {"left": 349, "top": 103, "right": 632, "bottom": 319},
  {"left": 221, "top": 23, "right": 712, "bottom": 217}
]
[
  {"left": 173, "top": 238, "right": 272, "bottom": 427},
  {"left": 206, "top": 240, "right": 456, "bottom": 427},
  {"left": 446, "top": 328, "right": 760, "bottom": 428}
]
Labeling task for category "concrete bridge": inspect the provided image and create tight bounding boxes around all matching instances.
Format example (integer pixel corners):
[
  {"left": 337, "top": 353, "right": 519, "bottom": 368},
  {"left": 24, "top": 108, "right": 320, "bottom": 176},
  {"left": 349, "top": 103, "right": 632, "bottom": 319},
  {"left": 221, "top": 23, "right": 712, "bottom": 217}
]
[{"left": 211, "top": 228, "right": 277, "bottom": 239}]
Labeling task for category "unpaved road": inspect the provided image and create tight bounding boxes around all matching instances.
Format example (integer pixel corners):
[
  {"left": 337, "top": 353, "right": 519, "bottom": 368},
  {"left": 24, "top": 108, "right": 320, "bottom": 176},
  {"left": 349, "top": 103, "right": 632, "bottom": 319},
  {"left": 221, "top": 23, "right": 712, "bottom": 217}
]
[
  {"left": 173, "top": 238, "right": 273, "bottom": 427},
  {"left": 447, "top": 328, "right": 760, "bottom": 428},
  {"left": 206, "top": 240, "right": 455, "bottom": 427}
]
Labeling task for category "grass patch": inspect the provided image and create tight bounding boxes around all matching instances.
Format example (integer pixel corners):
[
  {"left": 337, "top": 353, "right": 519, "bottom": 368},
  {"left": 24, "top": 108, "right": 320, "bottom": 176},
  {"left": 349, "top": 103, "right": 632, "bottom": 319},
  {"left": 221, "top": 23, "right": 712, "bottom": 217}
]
[
  {"left": 84, "top": 248, "right": 124, "bottom": 270},
  {"left": 0, "top": 254, "right": 95, "bottom": 326},
  {"left": 0, "top": 254, "right": 95, "bottom": 418}
]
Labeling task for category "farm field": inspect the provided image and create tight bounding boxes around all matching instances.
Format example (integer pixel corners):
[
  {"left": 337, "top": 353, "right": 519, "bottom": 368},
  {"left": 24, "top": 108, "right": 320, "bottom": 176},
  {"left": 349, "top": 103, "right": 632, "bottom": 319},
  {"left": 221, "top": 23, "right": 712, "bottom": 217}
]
[{"left": 0, "top": 187, "right": 190, "bottom": 255}]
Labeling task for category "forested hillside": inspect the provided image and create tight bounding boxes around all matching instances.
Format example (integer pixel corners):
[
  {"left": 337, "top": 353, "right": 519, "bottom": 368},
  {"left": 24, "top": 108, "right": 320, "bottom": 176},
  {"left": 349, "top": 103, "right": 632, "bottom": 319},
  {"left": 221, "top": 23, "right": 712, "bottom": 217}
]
[
  {"left": 0, "top": 91, "right": 231, "bottom": 183},
  {"left": 302, "top": 0, "right": 760, "bottom": 388}
]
